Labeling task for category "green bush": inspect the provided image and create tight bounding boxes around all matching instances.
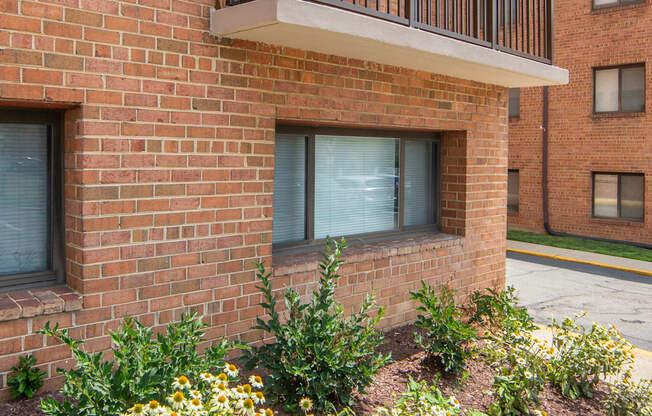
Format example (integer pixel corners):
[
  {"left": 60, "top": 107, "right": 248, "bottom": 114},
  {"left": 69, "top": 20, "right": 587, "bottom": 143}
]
[
  {"left": 603, "top": 378, "right": 652, "bottom": 416},
  {"left": 410, "top": 283, "right": 476, "bottom": 373},
  {"left": 39, "top": 313, "right": 237, "bottom": 416},
  {"left": 376, "top": 377, "right": 469, "bottom": 416},
  {"left": 7, "top": 354, "right": 46, "bottom": 399},
  {"left": 547, "top": 314, "right": 635, "bottom": 399},
  {"left": 470, "top": 286, "right": 535, "bottom": 337},
  {"left": 242, "top": 238, "right": 390, "bottom": 413}
]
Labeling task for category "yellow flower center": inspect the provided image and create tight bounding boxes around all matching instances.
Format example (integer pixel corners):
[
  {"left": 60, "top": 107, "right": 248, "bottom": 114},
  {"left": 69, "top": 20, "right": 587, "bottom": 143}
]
[
  {"left": 178, "top": 376, "right": 189, "bottom": 385},
  {"left": 229, "top": 364, "right": 237, "bottom": 372},
  {"left": 218, "top": 373, "right": 228, "bottom": 381},
  {"left": 243, "top": 384, "right": 252, "bottom": 394},
  {"left": 243, "top": 398, "right": 254, "bottom": 409},
  {"left": 133, "top": 404, "right": 144, "bottom": 414},
  {"left": 254, "top": 376, "right": 262, "bottom": 384},
  {"left": 191, "top": 398, "right": 201, "bottom": 406},
  {"left": 218, "top": 395, "right": 227, "bottom": 403},
  {"left": 148, "top": 400, "right": 160, "bottom": 409},
  {"left": 265, "top": 409, "right": 274, "bottom": 416},
  {"left": 173, "top": 391, "right": 184, "bottom": 403}
]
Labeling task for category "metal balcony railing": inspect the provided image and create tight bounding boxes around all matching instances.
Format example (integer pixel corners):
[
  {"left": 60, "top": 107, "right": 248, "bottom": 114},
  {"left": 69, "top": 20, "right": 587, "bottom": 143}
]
[{"left": 226, "top": 0, "right": 554, "bottom": 64}]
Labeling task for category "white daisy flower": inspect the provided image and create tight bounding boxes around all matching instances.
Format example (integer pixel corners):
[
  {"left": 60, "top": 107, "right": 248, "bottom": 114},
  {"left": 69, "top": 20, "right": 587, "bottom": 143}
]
[
  {"left": 172, "top": 376, "right": 191, "bottom": 391},
  {"left": 212, "top": 394, "right": 230, "bottom": 410},
  {"left": 128, "top": 404, "right": 146, "bottom": 415},
  {"left": 299, "top": 398, "right": 313, "bottom": 412},
  {"left": 448, "top": 396, "right": 460, "bottom": 409},
  {"left": 252, "top": 391, "right": 265, "bottom": 405},
  {"left": 249, "top": 375, "right": 264, "bottom": 389},
  {"left": 224, "top": 363, "right": 239, "bottom": 378},
  {"left": 189, "top": 390, "right": 202, "bottom": 400},
  {"left": 187, "top": 398, "right": 203, "bottom": 412},
  {"left": 169, "top": 391, "right": 186, "bottom": 410},
  {"left": 200, "top": 373, "right": 214, "bottom": 383},
  {"left": 238, "top": 398, "right": 256, "bottom": 416}
]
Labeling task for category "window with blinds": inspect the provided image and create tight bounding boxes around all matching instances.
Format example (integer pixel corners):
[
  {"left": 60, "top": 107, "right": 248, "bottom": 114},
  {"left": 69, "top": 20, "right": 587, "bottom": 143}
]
[
  {"left": 0, "top": 110, "right": 63, "bottom": 291},
  {"left": 272, "top": 128, "right": 439, "bottom": 247}
]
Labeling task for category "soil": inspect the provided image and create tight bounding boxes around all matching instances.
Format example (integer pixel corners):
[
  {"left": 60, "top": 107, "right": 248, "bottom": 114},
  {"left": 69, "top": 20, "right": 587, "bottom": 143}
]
[{"left": 0, "top": 324, "right": 609, "bottom": 416}]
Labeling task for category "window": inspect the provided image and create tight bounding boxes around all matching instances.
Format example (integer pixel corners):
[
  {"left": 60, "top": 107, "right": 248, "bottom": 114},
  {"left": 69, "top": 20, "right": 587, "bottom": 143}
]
[
  {"left": 508, "top": 89, "right": 520, "bottom": 117},
  {"left": 593, "top": 173, "right": 644, "bottom": 221},
  {"left": 273, "top": 127, "right": 439, "bottom": 246},
  {"left": 0, "top": 110, "right": 64, "bottom": 291},
  {"left": 593, "top": 0, "right": 644, "bottom": 9},
  {"left": 594, "top": 65, "right": 645, "bottom": 113},
  {"left": 508, "top": 170, "right": 519, "bottom": 213}
]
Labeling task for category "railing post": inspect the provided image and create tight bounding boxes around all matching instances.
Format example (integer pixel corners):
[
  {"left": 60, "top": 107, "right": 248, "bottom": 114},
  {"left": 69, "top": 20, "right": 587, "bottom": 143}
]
[
  {"left": 487, "top": 0, "right": 496, "bottom": 49},
  {"left": 408, "top": 0, "right": 417, "bottom": 27},
  {"left": 547, "top": 0, "right": 554, "bottom": 62}
]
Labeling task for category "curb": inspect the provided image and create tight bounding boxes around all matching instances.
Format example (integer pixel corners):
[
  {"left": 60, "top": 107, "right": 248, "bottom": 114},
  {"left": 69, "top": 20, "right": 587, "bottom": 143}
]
[{"left": 507, "top": 247, "right": 652, "bottom": 277}]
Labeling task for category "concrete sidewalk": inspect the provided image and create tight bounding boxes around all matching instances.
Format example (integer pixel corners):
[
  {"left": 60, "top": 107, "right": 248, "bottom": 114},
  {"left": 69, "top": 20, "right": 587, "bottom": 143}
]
[{"left": 507, "top": 240, "right": 652, "bottom": 274}]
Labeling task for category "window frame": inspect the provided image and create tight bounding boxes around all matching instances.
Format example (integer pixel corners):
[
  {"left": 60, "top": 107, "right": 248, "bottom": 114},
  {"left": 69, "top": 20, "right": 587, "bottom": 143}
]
[
  {"left": 273, "top": 125, "right": 442, "bottom": 251},
  {"left": 593, "top": 64, "right": 646, "bottom": 114},
  {"left": 508, "top": 88, "right": 520, "bottom": 118},
  {"left": 591, "top": 172, "right": 645, "bottom": 222},
  {"left": 592, "top": 0, "right": 645, "bottom": 11},
  {"left": 507, "top": 169, "right": 519, "bottom": 213},
  {"left": 0, "top": 109, "right": 65, "bottom": 292}
]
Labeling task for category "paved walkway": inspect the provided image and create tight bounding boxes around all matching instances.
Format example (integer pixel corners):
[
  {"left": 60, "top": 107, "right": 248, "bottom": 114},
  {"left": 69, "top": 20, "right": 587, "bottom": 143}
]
[{"left": 507, "top": 240, "right": 652, "bottom": 273}]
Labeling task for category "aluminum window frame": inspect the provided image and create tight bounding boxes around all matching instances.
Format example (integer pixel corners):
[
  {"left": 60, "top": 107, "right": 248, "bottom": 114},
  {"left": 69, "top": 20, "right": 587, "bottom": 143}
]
[
  {"left": 593, "top": 63, "right": 646, "bottom": 114},
  {"left": 507, "top": 169, "right": 519, "bottom": 213},
  {"left": 273, "top": 125, "right": 442, "bottom": 251},
  {"left": 592, "top": 0, "right": 645, "bottom": 11},
  {"left": 591, "top": 172, "right": 645, "bottom": 222},
  {"left": 0, "top": 109, "right": 65, "bottom": 292}
]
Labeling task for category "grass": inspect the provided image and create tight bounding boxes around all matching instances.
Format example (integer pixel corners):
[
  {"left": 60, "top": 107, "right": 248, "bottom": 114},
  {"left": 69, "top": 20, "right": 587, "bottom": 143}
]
[{"left": 507, "top": 230, "right": 652, "bottom": 263}]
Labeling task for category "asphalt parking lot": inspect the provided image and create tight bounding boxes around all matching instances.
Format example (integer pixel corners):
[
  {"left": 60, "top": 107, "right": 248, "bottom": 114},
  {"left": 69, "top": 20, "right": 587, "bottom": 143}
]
[{"left": 506, "top": 251, "right": 652, "bottom": 351}]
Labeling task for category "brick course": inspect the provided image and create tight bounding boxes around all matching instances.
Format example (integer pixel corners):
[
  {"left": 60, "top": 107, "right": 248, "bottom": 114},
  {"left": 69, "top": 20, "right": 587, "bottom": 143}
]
[
  {"left": 508, "top": 0, "right": 651, "bottom": 245},
  {"left": 0, "top": 0, "right": 508, "bottom": 395}
]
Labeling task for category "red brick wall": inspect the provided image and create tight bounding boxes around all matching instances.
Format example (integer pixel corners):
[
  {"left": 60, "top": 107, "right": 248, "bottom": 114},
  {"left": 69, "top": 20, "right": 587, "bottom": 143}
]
[
  {"left": 0, "top": 0, "right": 508, "bottom": 395},
  {"left": 508, "top": 0, "right": 652, "bottom": 244}
]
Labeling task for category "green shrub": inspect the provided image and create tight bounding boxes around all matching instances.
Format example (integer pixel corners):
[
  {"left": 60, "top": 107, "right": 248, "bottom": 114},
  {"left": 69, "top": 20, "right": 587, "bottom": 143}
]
[
  {"left": 7, "top": 354, "right": 46, "bottom": 399},
  {"left": 242, "top": 238, "right": 390, "bottom": 413},
  {"left": 470, "top": 286, "right": 535, "bottom": 337},
  {"left": 603, "top": 378, "right": 652, "bottom": 416},
  {"left": 410, "top": 283, "right": 476, "bottom": 373},
  {"left": 376, "top": 377, "right": 467, "bottom": 416},
  {"left": 39, "top": 313, "right": 237, "bottom": 416},
  {"left": 547, "top": 314, "right": 635, "bottom": 399}
]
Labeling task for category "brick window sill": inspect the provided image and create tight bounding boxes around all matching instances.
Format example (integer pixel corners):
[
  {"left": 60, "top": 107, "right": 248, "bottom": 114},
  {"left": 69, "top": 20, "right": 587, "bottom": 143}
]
[
  {"left": 592, "top": 111, "right": 646, "bottom": 120},
  {"left": 589, "top": 217, "right": 645, "bottom": 227},
  {"left": 0, "top": 286, "right": 82, "bottom": 322},
  {"left": 272, "top": 231, "right": 464, "bottom": 272},
  {"left": 592, "top": 1, "right": 646, "bottom": 13}
]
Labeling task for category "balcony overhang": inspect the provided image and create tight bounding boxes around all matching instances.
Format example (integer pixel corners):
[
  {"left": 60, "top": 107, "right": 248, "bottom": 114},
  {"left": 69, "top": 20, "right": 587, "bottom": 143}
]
[{"left": 210, "top": 0, "right": 568, "bottom": 88}]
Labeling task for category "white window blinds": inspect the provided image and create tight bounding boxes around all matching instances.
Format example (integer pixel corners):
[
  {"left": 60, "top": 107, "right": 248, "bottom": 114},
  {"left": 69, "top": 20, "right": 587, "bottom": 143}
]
[
  {"left": 272, "top": 134, "right": 306, "bottom": 244},
  {"left": 0, "top": 124, "right": 49, "bottom": 276},
  {"left": 314, "top": 135, "right": 398, "bottom": 239}
]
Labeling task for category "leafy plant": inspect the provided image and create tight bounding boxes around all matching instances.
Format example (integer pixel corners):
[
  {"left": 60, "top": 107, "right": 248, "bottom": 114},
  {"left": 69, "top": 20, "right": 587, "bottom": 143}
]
[
  {"left": 603, "top": 378, "right": 652, "bottom": 416},
  {"left": 484, "top": 327, "right": 548, "bottom": 416},
  {"left": 547, "top": 313, "right": 635, "bottom": 399},
  {"left": 39, "top": 313, "right": 238, "bottom": 416},
  {"left": 120, "top": 364, "right": 271, "bottom": 416},
  {"left": 7, "top": 354, "right": 47, "bottom": 399},
  {"left": 376, "top": 377, "right": 465, "bottom": 416},
  {"left": 410, "top": 283, "right": 476, "bottom": 373},
  {"left": 470, "top": 286, "right": 535, "bottom": 337},
  {"left": 242, "top": 238, "right": 390, "bottom": 413}
]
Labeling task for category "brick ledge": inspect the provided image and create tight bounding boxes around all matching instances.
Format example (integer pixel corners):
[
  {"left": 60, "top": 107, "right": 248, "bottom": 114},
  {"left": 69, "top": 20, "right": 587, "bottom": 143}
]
[
  {"left": 273, "top": 232, "right": 464, "bottom": 273},
  {"left": 0, "top": 286, "right": 82, "bottom": 322}
]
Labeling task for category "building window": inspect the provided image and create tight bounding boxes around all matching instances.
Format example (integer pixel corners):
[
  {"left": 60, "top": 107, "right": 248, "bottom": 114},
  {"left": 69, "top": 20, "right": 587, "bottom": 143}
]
[
  {"left": 273, "top": 127, "right": 439, "bottom": 246},
  {"left": 508, "top": 170, "right": 519, "bottom": 213},
  {"left": 508, "top": 89, "right": 520, "bottom": 117},
  {"left": 593, "top": 173, "right": 644, "bottom": 221},
  {"left": 593, "top": 0, "right": 645, "bottom": 9},
  {"left": 594, "top": 64, "right": 645, "bottom": 113},
  {"left": 0, "top": 110, "right": 63, "bottom": 291}
]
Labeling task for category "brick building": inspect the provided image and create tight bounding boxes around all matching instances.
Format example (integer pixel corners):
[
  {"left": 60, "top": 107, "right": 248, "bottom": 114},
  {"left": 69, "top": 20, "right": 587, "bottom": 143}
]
[
  {"left": 0, "top": 0, "right": 566, "bottom": 395},
  {"left": 508, "top": 0, "right": 651, "bottom": 246}
]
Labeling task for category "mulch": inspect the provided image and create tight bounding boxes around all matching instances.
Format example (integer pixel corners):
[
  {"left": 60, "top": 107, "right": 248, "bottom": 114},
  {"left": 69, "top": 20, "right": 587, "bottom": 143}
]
[{"left": 0, "top": 324, "right": 608, "bottom": 416}]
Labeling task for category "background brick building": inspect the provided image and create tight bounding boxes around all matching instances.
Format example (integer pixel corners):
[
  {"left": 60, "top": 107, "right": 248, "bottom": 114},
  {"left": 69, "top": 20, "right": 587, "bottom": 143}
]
[
  {"left": 508, "top": 0, "right": 651, "bottom": 246},
  {"left": 0, "top": 0, "right": 565, "bottom": 396}
]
